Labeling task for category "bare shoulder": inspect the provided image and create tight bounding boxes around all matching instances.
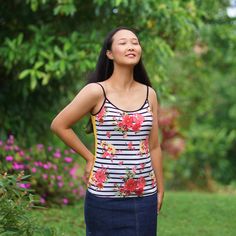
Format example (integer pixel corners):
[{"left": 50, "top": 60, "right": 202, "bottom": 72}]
[
  {"left": 79, "top": 82, "right": 104, "bottom": 98},
  {"left": 148, "top": 86, "right": 158, "bottom": 100},
  {"left": 148, "top": 86, "right": 159, "bottom": 111}
]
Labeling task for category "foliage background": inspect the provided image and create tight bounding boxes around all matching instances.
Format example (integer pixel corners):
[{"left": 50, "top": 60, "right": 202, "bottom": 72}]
[{"left": 0, "top": 0, "right": 235, "bottom": 192}]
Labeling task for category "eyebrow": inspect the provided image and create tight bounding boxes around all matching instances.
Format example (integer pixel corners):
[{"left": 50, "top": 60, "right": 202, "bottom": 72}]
[{"left": 118, "top": 37, "right": 138, "bottom": 41}]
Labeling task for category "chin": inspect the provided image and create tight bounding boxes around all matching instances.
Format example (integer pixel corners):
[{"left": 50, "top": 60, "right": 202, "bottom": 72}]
[{"left": 118, "top": 60, "right": 140, "bottom": 67}]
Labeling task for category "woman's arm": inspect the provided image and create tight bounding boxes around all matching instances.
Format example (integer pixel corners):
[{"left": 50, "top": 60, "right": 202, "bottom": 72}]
[
  {"left": 148, "top": 87, "right": 164, "bottom": 213},
  {"left": 50, "top": 83, "right": 101, "bottom": 163}
]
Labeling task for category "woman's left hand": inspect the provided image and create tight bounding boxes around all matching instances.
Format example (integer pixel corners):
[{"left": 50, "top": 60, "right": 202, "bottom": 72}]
[{"left": 157, "top": 192, "right": 164, "bottom": 214}]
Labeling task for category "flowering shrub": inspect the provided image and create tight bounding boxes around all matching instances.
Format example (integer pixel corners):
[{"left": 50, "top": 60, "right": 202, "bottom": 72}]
[
  {"left": 0, "top": 171, "right": 56, "bottom": 235},
  {"left": 0, "top": 135, "right": 86, "bottom": 206},
  {"left": 159, "top": 107, "right": 185, "bottom": 158}
]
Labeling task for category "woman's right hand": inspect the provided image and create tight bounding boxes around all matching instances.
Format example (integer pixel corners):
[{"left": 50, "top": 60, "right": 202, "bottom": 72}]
[{"left": 84, "top": 159, "right": 94, "bottom": 185}]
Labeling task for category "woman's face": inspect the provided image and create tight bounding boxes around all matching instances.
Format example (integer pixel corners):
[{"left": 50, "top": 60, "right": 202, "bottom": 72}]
[{"left": 106, "top": 29, "right": 142, "bottom": 67}]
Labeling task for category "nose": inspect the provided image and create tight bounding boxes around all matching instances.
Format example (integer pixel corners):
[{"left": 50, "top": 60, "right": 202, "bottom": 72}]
[{"left": 128, "top": 46, "right": 134, "bottom": 51}]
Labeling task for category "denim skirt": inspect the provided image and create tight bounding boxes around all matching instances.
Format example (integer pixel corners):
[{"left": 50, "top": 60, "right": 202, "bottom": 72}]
[{"left": 84, "top": 189, "right": 158, "bottom": 236}]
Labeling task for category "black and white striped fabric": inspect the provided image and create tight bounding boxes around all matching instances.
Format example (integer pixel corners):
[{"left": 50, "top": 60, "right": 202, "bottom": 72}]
[{"left": 87, "top": 83, "right": 158, "bottom": 198}]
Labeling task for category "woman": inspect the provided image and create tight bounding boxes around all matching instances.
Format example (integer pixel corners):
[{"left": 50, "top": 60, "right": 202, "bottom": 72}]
[{"left": 50, "top": 26, "right": 164, "bottom": 236}]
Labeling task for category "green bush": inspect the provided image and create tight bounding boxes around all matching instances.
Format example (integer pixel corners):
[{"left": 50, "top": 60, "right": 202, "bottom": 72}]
[
  {"left": 0, "top": 134, "right": 86, "bottom": 206},
  {"left": 0, "top": 171, "right": 56, "bottom": 235}
]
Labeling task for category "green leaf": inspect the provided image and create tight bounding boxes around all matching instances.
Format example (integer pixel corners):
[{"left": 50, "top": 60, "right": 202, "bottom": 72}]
[
  {"left": 19, "top": 70, "right": 31, "bottom": 80},
  {"left": 30, "top": 77, "right": 37, "bottom": 90}
]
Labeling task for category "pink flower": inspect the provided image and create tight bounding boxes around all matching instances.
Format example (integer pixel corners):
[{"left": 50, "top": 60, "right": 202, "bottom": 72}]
[
  {"left": 47, "top": 146, "right": 53, "bottom": 151},
  {"left": 14, "top": 145, "right": 20, "bottom": 151},
  {"left": 72, "top": 189, "right": 78, "bottom": 194},
  {"left": 40, "top": 197, "right": 46, "bottom": 204},
  {"left": 31, "top": 167, "right": 37, "bottom": 173},
  {"left": 63, "top": 198, "right": 69, "bottom": 205},
  {"left": 5, "top": 155, "right": 13, "bottom": 162},
  {"left": 43, "top": 164, "right": 50, "bottom": 169},
  {"left": 58, "top": 182, "right": 64, "bottom": 188},
  {"left": 12, "top": 162, "right": 25, "bottom": 170},
  {"left": 69, "top": 164, "right": 80, "bottom": 179},
  {"left": 19, "top": 150, "right": 25, "bottom": 157},
  {"left": 64, "top": 157, "right": 73, "bottom": 163},
  {"left": 57, "top": 175, "right": 62, "bottom": 180},
  {"left": 37, "top": 144, "right": 44, "bottom": 151},
  {"left": 79, "top": 186, "right": 86, "bottom": 196},
  {"left": 53, "top": 165, "right": 58, "bottom": 170},
  {"left": 25, "top": 156, "right": 31, "bottom": 160},
  {"left": 4, "top": 145, "right": 12, "bottom": 151},
  {"left": 53, "top": 151, "right": 61, "bottom": 158},
  {"left": 34, "top": 161, "right": 39, "bottom": 166},
  {"left": 19, "top": 183, "right": 31, "bottom": 189},
  {"left": 7, "top": 135, "right": 14, "bottom": 145},
  {"left": 70, "top": 148, "right": 76, "bottom": 154},
  {"left": 42, "top": 174, "right": 48, "bottom": 179}
]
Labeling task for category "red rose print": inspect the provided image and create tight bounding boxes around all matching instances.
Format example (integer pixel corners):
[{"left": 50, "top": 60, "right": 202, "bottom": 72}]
[
  {"left": 91, "top": 167, "right": 109, "bottom": 189},
  {"left": 106, "top": 131, "right": 111, "bottom": 138},
  {"left": 131, "top": 123, "right": 141, "bottom": 132},
  {"left": 101, "top": 141, "right": 116, "bottom": 161},
  {"left": 134, "top": 177, "right": 146, "bottom": 196},
  {"left": 127, "top": 141, "right": 135, "bottom": 150},
  {"left": 124, "top": 178, "right": 137, "bottom": 194},
  {"left": 97, "top": 107, "right": 106, "bottom": 123},
  {"left": 132, "top": 165, "right": 137, "bottom": 174},
  {"left": 114, "top": 112, "right": 145, "bottom": 136},
  {"left": 114, "top": 168, "right": 146, "bottom": 197},
  {"left": 122, "top": 114, "right": 134, "bottom": 128}
]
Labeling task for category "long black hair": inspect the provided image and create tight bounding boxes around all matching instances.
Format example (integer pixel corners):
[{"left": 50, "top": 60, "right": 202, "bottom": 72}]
[
  {"left": 85, "top": 26, "right": 152, "bottom": 133},
  {"left": 86, "top": 26, "right": 152, "bottom": 86}
]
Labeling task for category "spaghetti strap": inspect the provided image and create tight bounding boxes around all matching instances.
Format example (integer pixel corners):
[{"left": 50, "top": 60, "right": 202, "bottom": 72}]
[
  {"left": 96, "top": 82, "right": 106, "bottom": 99},
  {"left": 146, "top": 85, "right": 149, "bottom": 100}
]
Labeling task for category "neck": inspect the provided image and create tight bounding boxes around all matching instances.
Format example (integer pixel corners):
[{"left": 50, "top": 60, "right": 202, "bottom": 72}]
[{"left": 108, "top": 64, "right": 135, "bottom": 91}]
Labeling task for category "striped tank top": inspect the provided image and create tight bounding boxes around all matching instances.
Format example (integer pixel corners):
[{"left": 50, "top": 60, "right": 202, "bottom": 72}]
[{"left": 87, "top": 82, "right": 157, "bottom": 198}]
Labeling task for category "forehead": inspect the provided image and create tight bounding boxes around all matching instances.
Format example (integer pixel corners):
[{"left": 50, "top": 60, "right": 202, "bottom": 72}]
[{"left": 112, "top": 29, "right": 138, "bottom": 41}]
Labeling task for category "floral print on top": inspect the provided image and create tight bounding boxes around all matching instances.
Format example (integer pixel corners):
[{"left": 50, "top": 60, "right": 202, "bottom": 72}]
[
  {"left": 113, "top": 112, "right": 145, "bottom": 138},
  {"left": 87, "top": 85, "right": 157, "bottom": 198}
]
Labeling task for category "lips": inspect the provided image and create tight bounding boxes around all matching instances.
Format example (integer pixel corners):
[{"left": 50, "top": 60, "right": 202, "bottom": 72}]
[{"left": 125, "top": 53, "right": 136, "bottom": 57}]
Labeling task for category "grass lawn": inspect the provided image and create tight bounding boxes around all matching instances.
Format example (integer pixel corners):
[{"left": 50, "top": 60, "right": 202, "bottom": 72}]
[{"left": 31, "top": 191, "right": 236, "bottom": 236}]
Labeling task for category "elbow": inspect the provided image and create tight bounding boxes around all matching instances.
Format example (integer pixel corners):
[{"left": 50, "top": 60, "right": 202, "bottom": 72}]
[
  {"left": 50, "top": 119, "right": 69, "bottom": 133},
  {"left": 50, "top": 119, "right": 59, "bottom": 133}
]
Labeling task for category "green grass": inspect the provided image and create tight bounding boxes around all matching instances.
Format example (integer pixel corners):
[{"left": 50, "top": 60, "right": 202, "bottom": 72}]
[
  {"left": 158, "top": 191, "right": 236, "bottom": 236},
  {"left": 30, "top": 191, "right": 236, "bottom": 236}
]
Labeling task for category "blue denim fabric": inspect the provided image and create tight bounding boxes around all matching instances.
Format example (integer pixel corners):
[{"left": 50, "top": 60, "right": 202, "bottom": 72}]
[{"left": 84, "top": 190, "right": 158, "bottom": 236}]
